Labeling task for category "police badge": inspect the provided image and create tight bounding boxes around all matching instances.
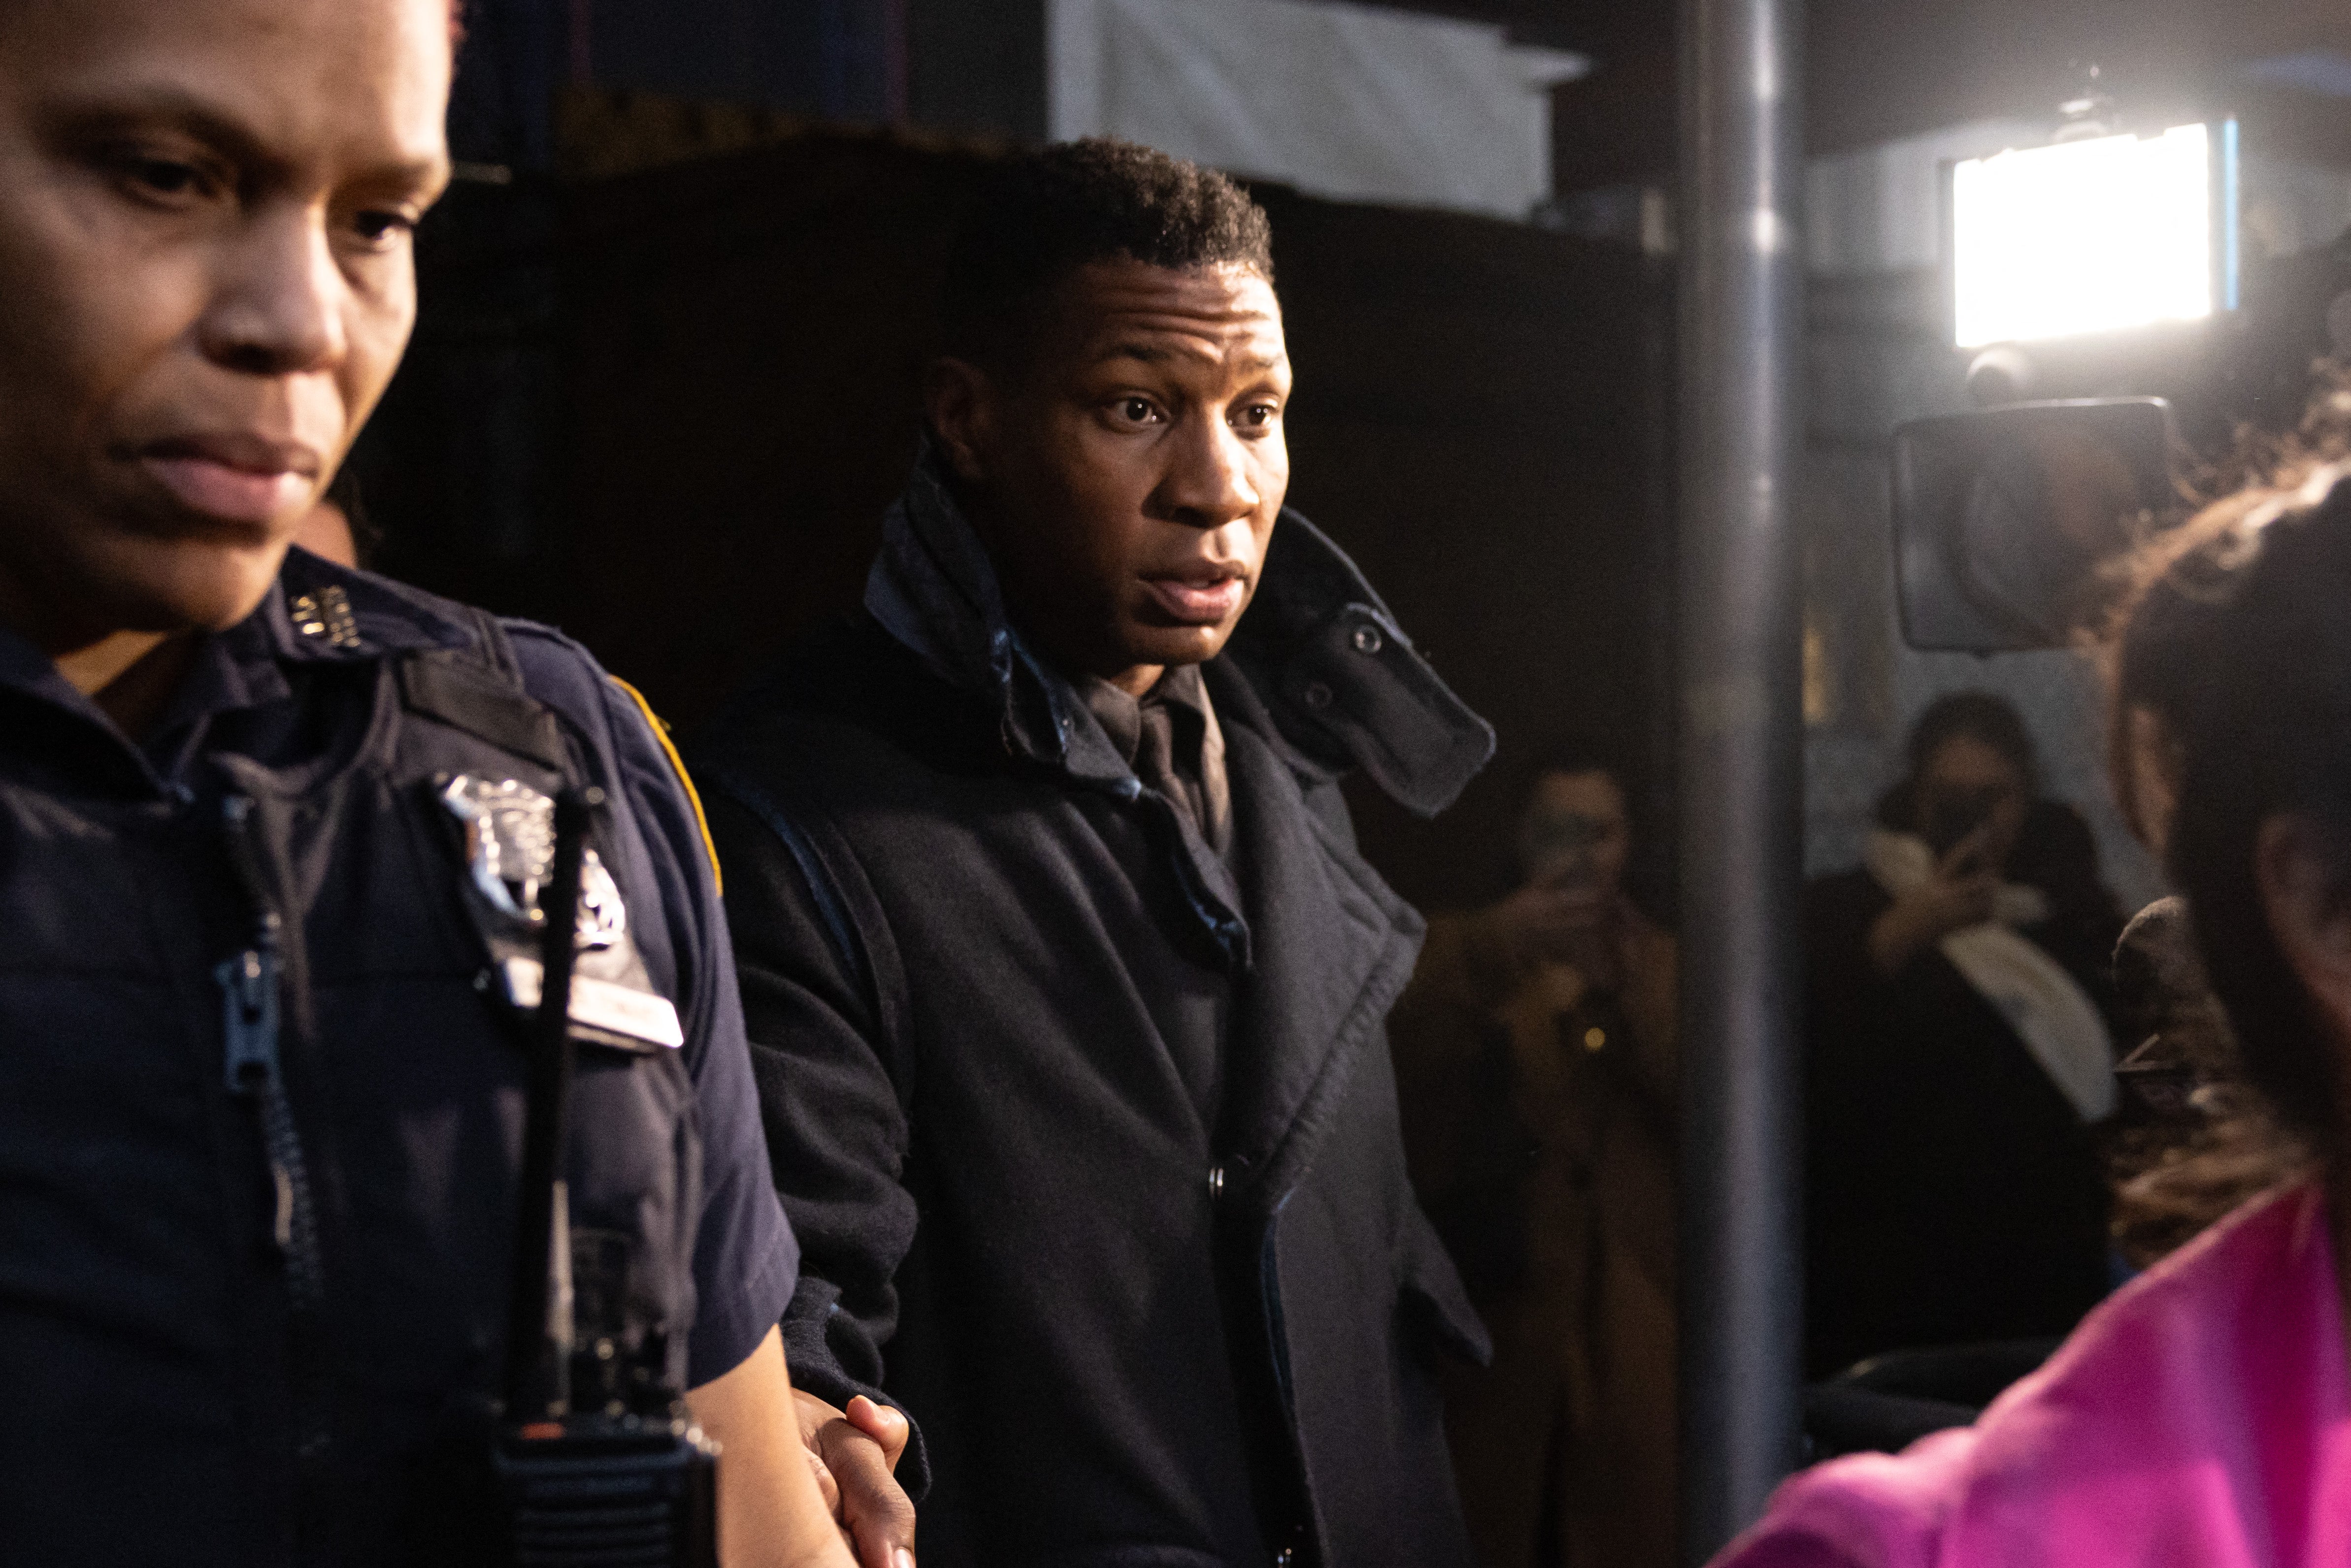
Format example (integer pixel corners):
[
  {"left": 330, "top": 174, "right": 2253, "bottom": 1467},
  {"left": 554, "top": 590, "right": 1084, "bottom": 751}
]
[{"left": 441, "top": 774, "right": 684, "bottom": 1052}]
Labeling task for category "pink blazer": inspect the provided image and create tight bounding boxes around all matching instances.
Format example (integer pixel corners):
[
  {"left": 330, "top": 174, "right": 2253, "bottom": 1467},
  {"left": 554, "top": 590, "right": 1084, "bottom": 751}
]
[{"left": 1713, "top": 1180, "right": 2351, "bottom": 1568}]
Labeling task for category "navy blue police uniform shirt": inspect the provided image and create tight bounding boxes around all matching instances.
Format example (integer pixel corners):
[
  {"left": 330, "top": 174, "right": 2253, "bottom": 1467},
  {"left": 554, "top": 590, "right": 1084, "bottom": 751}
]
[{"left": 0, "top": 550, "right": 795, "bottom": 1563}]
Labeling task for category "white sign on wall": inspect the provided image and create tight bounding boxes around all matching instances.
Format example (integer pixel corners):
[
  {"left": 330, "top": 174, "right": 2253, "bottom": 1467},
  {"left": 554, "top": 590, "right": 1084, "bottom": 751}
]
[{"left": 1047, "top": 0, "right": 1589, "bottom": 221}]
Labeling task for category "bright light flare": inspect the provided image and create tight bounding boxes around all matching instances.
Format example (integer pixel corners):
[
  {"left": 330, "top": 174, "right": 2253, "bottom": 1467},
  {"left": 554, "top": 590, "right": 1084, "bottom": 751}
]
[{"left": 1952, "top": 124, "right": 2214, "bottom": 349}]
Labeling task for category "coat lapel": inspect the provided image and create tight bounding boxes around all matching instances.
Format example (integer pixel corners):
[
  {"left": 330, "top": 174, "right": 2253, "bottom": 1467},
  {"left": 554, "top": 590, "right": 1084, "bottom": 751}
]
[{"left": 1216, "top": 707, "right": 1425, "bottom": 1209}]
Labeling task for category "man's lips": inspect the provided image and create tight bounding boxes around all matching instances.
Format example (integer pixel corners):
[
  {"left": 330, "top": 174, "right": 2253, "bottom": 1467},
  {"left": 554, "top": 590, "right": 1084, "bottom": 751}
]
[
  {"left": 1142, "top": 569, "right": 1248, "bottom": 625},
  {"left": 133, "top": 433, "right": 323, "bottom": 527}
]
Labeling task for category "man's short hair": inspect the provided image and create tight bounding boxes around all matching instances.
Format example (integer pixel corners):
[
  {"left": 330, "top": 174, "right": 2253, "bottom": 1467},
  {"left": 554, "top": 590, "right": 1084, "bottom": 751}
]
[{"left": 940, "top": 137, "right": 1275, "bottom": 369}]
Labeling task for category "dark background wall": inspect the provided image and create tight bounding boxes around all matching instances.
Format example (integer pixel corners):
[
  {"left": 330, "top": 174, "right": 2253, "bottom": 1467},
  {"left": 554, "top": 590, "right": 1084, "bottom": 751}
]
[
  {"left": 369, "top": 0, "right": 2351, "bottom": 917},
  {"left": 356, "top": 105, "right": 1673, "bottom": 915}
]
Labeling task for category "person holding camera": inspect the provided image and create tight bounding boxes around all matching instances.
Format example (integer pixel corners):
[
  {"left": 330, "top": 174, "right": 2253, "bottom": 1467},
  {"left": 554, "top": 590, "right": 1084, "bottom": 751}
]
[
  {"left": 1388, "top": 748, "right": 1678, "bottom": 1568},
  {"left": 1717, "top": 452, "right": 2351, "bottom": 1568},
  {"left": 1803, "top": 693, "right": 2124, "bottom": 1377},
  {"left": 0, "top": 3, "right": 858, "bottom": 1563}
]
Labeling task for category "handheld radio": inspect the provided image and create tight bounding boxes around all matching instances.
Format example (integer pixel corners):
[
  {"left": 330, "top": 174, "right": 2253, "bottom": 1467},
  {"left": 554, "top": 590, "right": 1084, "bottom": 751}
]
[{"left": 489, "top": 788, "right": 720, "bottom": 1567}]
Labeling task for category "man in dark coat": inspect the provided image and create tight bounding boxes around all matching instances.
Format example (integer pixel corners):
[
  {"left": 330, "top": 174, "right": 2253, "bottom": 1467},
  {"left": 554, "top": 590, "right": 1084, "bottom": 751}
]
[{"left": 693, "top": 140, "right": 1495, "bottom": 1568}]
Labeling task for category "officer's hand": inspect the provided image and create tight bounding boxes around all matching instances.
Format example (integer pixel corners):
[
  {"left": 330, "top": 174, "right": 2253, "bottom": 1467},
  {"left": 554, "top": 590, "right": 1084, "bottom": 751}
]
[
  {"left": 681, "top": 1327, "right": 858, "bottom": 1568},
  {"left": 795, "top": 1389, "right": 917, "bottom": 1568}
]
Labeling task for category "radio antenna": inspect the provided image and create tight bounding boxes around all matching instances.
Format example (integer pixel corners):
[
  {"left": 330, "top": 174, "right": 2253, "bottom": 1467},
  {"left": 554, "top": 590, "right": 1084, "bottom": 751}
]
[{"left": 503, "top": 789, "right": 593, "bottom": 1422}]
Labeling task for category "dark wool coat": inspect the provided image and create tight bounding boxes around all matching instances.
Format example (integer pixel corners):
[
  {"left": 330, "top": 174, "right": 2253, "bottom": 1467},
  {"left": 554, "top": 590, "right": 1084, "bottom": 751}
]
[{"left": 691, "top": 461, "right": 1494, "bottom": 1568}]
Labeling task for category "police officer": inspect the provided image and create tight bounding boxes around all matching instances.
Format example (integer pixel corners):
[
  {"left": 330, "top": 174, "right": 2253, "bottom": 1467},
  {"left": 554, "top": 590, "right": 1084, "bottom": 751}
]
[{"left": 0, "top": 3, "right": 867, "bottom": 1564}]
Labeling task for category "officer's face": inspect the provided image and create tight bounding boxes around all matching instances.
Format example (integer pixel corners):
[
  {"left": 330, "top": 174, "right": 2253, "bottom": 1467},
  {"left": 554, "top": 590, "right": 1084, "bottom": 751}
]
[
  {"left": 931, "top": 260, "right": 1292, "bottom": 691},
  {"left": 0, "top": 0, "right": 452, "bottom": 651}
]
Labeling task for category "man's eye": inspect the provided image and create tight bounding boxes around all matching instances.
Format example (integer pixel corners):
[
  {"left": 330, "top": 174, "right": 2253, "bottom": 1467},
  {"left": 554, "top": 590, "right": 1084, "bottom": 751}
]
[
  {"left": 1236, "top": 403, "right": 1280, "bottom": 428},
  {"left": 1116, "top": 397, "right": 1160, "bottom": 425}
]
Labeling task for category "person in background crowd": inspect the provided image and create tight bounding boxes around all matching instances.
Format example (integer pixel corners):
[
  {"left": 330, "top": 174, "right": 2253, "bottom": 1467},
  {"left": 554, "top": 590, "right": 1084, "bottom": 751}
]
[
  {"left": 2091, "top": 379, "right": 2351, "bottom": 1266},
  {"left": 1390, "top": 746, "right": 1677, "bottom": 1568},
  {"left": 692, "top": 138, "right": 1496, "bottom": 1568},
  {"left": 1803, "top": 693, "right": 2124, "bottom": 1376},
  {"left": 0, "top": 2, "right": 853, "bottom": 1562},
  {"left": 2102, "top": 668, "right": 2292, "bottom": 1271},
  {"left": 1714, "top": 452, "right": 2351, "bottom": 1568}
]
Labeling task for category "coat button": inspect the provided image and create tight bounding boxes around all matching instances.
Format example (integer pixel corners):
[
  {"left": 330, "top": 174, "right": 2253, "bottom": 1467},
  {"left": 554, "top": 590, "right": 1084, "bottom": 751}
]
[
  {"left": 1350, "top": 624, "right": 1383, "bottom": 655},
  {"left": 1301, "top": 681, "right": 1333, "bottom": 711},
  {"left": 1208, "top": 1165, "right": 1226, "bottom": 1201}
]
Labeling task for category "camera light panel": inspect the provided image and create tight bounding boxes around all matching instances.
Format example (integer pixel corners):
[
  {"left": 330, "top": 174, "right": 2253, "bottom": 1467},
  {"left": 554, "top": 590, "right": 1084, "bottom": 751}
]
[{"left": 1952, "top": 123, "right": 2225, "bottom": 349}]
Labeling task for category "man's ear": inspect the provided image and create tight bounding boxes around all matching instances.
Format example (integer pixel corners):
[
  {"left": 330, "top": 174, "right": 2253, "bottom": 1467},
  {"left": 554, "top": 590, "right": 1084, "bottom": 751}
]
[
  {"left": 923, "top": 357, "right": 995, "bottom": 488},
  {"left": 2256, "top": 813, "right": 2351, "bottom": 1050}
]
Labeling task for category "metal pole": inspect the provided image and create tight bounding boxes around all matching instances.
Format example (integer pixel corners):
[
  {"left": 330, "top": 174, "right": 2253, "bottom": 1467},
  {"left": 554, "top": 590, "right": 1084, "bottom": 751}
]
[{"left": 1675, "top": 0, "right": 1807, "bottom": 1555}]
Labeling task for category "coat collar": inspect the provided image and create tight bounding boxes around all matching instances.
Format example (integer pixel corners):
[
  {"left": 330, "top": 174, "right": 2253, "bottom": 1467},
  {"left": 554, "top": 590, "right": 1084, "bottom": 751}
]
[
  {"left": 863, "top": 443, "right": 1494, "bottom": 819},
  {"left": 267, "top": 546, "right": 480, "bottom": 664}
]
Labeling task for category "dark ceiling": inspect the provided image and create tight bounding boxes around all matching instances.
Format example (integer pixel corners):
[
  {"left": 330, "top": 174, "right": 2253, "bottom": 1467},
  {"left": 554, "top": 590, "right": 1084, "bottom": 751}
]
[
  {"left": 1394, "top": 0, "right": 2351, "bottom": 187},
  {"left": 471, "top": 0, "right": 2351, "bottom": 194}
]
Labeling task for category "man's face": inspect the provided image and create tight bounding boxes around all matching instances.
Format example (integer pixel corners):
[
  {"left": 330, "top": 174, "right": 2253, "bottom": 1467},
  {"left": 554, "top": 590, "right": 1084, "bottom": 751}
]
[
  {"left": 0, "top": 0, "right": 451, "bottom": 651},
  {"left": 934, "top": 259, "right": 1292, "bottom": 688}
]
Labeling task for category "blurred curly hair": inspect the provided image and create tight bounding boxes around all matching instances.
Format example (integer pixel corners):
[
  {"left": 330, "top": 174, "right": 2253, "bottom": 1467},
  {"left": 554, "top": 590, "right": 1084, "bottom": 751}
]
[{"left": 2101, "top": 370, "right": 2351, "bottom": 1260}]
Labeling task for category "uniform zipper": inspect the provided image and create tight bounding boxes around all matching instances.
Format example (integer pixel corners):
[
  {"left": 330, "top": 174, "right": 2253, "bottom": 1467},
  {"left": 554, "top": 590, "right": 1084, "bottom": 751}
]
[
  {"left": 216, "top": 794, "right": 335, "bottom": 1480},
  {"left": 217, "top": 930, "right": 325, "bottom": 1313}
]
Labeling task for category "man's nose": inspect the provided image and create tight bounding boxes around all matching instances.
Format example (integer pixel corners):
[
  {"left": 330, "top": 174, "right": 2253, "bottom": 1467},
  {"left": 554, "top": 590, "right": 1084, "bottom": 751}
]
[
  {"left": 196, "top": 205, "right": 349, "bottom": 378},
  {"left": 1158, "top": 410, "right": 1261, "bottom": 530}
]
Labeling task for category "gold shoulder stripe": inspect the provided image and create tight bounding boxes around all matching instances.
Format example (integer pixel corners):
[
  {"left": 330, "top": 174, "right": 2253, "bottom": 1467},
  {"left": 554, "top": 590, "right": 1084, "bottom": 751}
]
[{"left": 608, "top": 675, "right": 722, "bottom": 896}]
